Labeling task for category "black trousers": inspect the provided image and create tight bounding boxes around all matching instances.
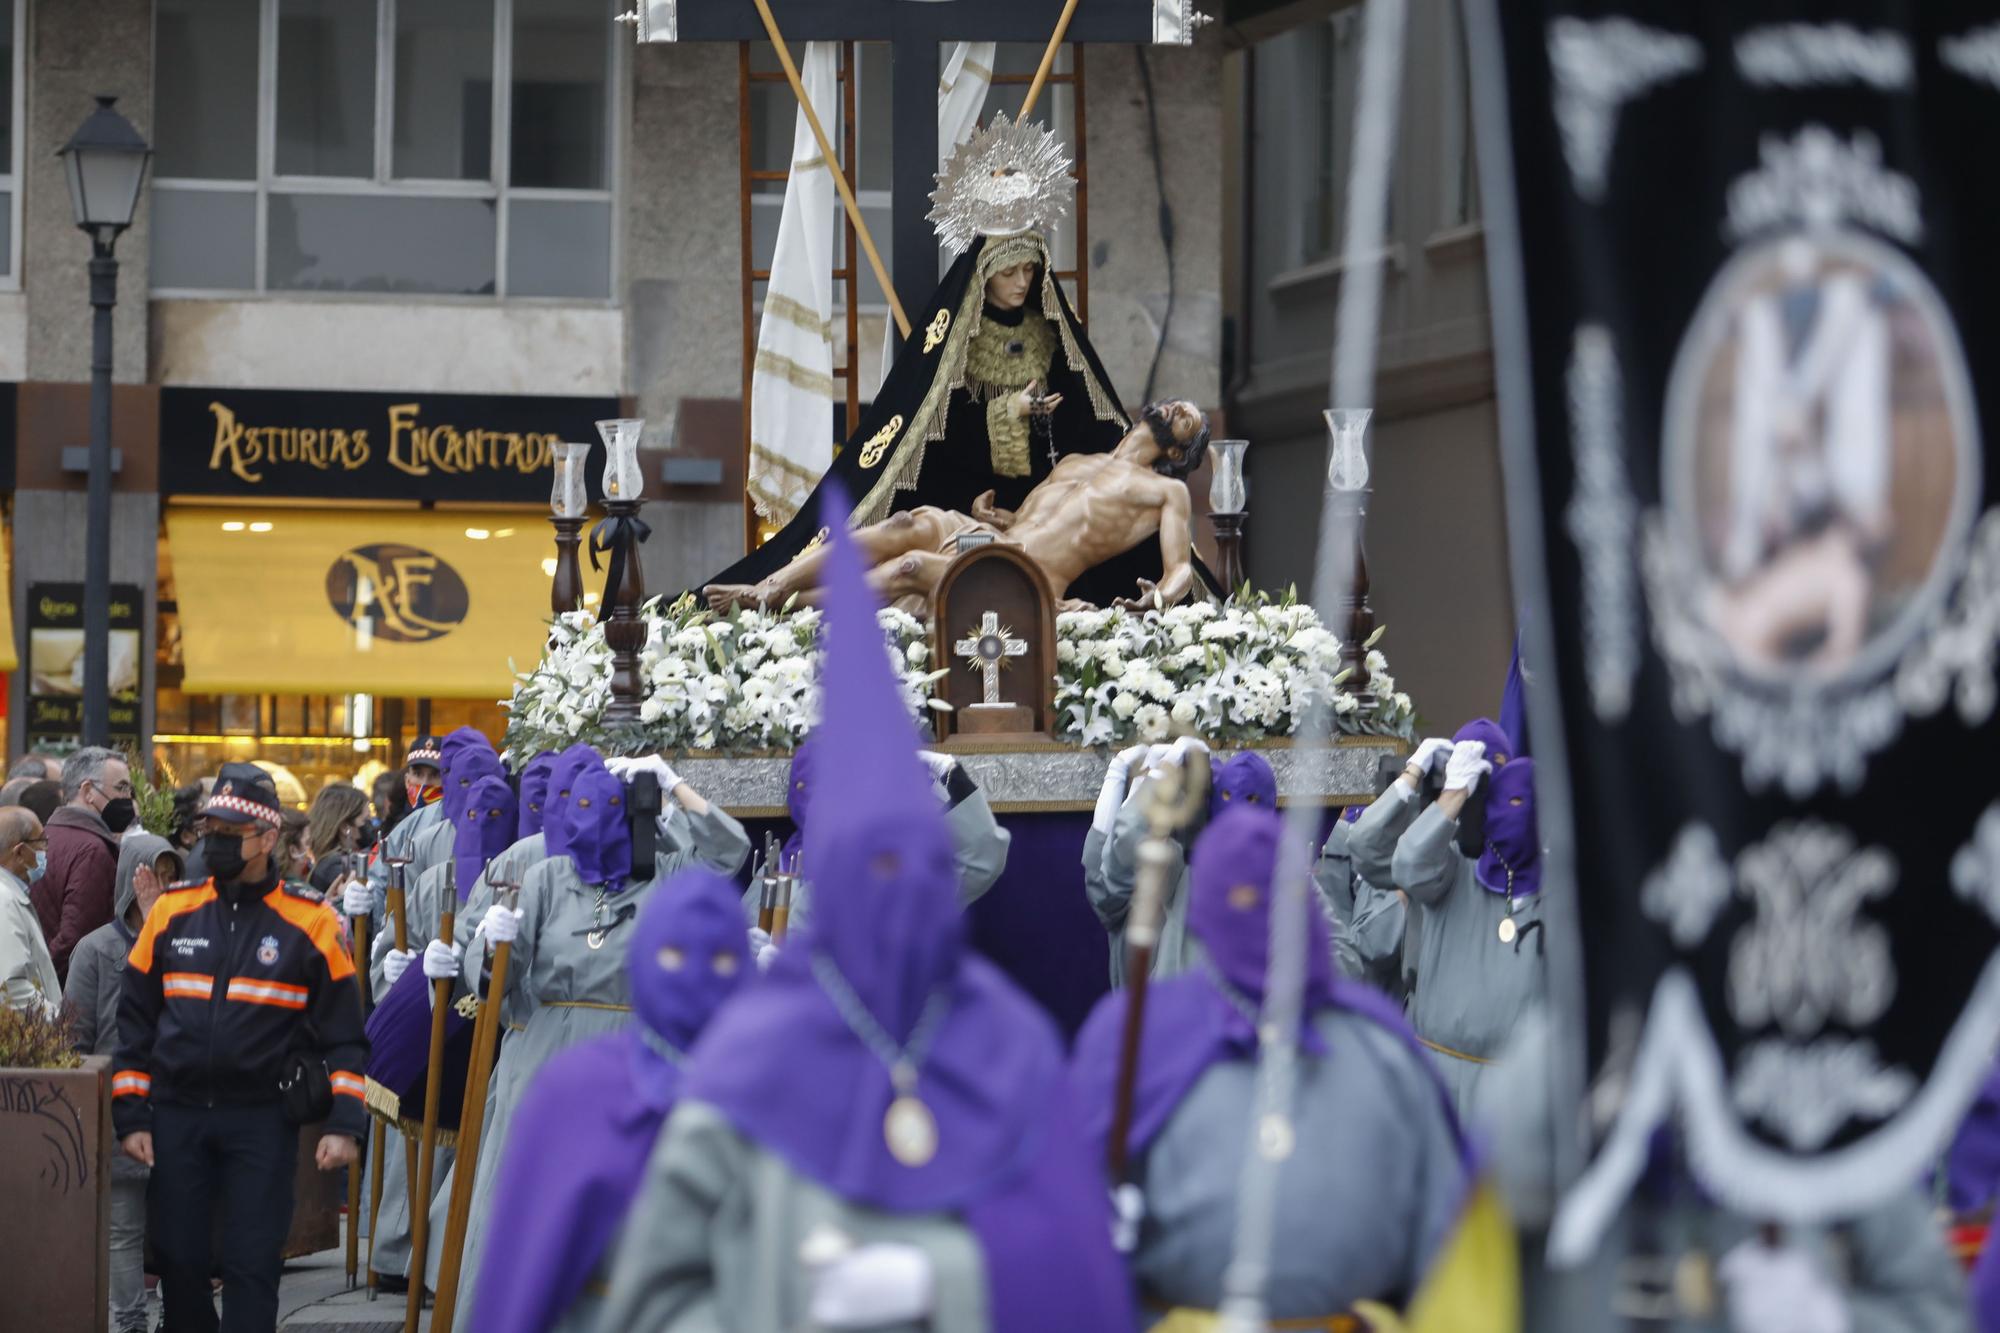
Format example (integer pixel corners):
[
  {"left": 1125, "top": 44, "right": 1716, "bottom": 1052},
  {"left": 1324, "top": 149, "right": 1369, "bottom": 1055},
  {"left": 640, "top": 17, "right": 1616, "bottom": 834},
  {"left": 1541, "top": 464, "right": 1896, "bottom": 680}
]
[{"left": 148, "top": 1102, "right": 297, "bottom": 1333}]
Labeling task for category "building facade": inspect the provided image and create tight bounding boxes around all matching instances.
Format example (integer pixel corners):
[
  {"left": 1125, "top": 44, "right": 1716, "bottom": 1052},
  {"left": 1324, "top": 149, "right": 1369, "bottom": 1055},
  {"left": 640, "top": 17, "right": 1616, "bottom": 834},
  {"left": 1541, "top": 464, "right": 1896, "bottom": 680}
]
[
  {"left": 1223, "top": 0, "right": 1514, "bottom": 736},
  {"left": 0, "top": 0, "right": 1225, "bottom": 794}
]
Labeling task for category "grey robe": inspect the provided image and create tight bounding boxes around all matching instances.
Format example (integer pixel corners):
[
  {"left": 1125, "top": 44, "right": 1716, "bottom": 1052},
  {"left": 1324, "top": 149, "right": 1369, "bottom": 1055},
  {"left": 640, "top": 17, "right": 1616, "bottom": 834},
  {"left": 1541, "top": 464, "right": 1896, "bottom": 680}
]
[
  {"left": 1482, "top": 1008, "right": 1967, "bottom": 1332},
  {"left": 368, "top": 798, "right": 443, "bottom": 921},
  {"left": 1315, "top": 821, "right": 1408, "bottom": 1001},
  {"left": 600, "top": 1100, "right": 990, "bottom": 1333},
  {"left": 1391, "top": 802, "right": 1547, "bottom": 1119},
  {"left": 1131, "top": 1009, "right": 1467, "bottom": 1317},
  {"left": 742, "top": 788, "right": 1010, "bottom": 931},
  {"left": 1094, "top": 777, "right": 1197, "bottom": 987},
  {"left": 1343, "top": 785, "right": 1426, "bottom": 1000}
]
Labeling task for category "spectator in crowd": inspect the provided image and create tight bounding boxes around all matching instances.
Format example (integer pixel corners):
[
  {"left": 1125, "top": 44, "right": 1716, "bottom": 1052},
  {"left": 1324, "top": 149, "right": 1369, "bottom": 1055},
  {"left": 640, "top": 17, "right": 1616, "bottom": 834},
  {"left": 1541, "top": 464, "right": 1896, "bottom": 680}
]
[
  {"left": 0, "top": 806, "right": 57, "bottom": 1019},
  {"left": 307, "top": 783, "right": 373, "bottom": 864},
  {"left": 9, "top": 752, "right": 58, "bottom": 784},
  {"left": 168, "top": 783, "right": 205, "bottom": 856},
  {"left": 34, "top": 747, "right": 134, "bottom": 982},
  {"left": 18, "top": 778, "right": 62, "bottom": 827},
  {"left": 0, "top": 776, "right": 31, "bottom": 808},
  {"left": 276, "top": 808, "right": 314, "bottom": 887},
  {"left": 66, "top": 832, "right": 184, "bottom": 1333}
]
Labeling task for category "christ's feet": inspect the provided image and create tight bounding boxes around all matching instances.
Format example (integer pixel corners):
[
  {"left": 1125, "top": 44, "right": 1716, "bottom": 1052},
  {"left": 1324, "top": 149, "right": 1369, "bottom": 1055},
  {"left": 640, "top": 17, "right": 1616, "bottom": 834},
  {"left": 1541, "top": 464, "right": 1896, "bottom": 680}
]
[{"left": 705, "top": 583, "right": 760, "bottom": 613}]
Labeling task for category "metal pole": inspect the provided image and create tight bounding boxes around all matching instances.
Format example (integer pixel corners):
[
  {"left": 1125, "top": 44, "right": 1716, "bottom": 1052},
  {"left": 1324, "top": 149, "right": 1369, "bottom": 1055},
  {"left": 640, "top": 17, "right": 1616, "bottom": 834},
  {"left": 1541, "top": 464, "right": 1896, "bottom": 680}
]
[{"left": 82, "top": 244, "right": 117, "bottom": 746}]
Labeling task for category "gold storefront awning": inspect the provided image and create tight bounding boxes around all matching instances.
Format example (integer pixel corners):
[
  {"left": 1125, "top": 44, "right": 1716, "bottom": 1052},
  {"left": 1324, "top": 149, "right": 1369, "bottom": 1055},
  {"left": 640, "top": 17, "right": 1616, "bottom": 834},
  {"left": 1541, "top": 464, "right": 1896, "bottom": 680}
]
[
  {"left": 0, "top": 530, "right": 16, "bottom": 673},
  {"left": 167, "top": 506, "right": 555, "bottom": 699}
]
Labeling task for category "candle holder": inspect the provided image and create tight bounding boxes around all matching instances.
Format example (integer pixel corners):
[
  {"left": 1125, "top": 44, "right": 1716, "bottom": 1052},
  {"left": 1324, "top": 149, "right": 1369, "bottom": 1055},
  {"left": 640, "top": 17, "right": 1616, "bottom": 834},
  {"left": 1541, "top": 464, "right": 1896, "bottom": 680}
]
[
  {"left": 1206, "top": 439, "right": 1249, "bottom": 602},
  {"left": 549, "top": 441, "right": 591, "bottom": 621},
  {"left": 594, "top": 419, "right": 651, "bottom": 724},
  {"left": 1323, "top": 409, "right": 1375, "bottom": 702}
]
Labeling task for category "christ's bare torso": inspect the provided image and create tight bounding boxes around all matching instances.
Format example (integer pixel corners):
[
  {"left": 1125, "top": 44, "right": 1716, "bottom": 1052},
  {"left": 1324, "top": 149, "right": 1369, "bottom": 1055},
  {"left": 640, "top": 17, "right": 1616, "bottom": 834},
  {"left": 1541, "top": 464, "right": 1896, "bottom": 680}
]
[{"left": 1002, "top": 452, "right": 1178, "bottom": 591}]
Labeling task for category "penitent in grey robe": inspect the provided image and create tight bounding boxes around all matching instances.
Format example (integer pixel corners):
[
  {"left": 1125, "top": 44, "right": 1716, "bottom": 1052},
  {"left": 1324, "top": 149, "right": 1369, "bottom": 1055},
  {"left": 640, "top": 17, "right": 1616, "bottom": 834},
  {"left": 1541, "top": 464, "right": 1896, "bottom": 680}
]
[
  {"left": 742, "top": 788, "right": 1010, "bottom": 932},
  {"left": 1314, "top": 820, "right": 1408, "bottom": 1002},
  {"left": 1482, "top": 1008, "right": 1968, "bottom": 1332},
  {"left": 368, "top": 799, "right": 443, "bottom": 922},
  {"left": 599, "top": 1100, "right": 991, "bottom": 1333},
  {"left": 1094, "top": 778, "right": 1198, "bottom": 988},
  {"left": 1390, "top": 802, "right": 1546, "bottom": 1120},
  {"left": 365, "top": 856, "right": 464, "bottom": 1279},
  {"left": 427, "top": 806, "right": 751, "bottom": 1317},
  {"left": 1343, "top": 785, "right": 1428, "bottom": 1000},
  {"left": 1131, "top": 1009, "right": 1467, "bottom": 1317}
]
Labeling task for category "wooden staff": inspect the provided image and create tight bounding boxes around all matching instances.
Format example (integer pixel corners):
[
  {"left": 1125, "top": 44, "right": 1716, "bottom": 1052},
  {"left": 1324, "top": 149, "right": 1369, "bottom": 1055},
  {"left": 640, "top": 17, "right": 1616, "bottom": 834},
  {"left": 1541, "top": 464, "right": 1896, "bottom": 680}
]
[
  {"left": 367, "top": 856, "right": 413, "bottom": 1301},
  {"left": 406, "top": 865, "right": 457, "bottom": 1333},
  {"left": 1106, "top": 744, "right": 1206, "bottom": 1181},
  {"left": 747, "top": 0, "right": 910, "bottom": 337},
  {"left": 770, "top": 851, "right": 797, "bottom": 946},
  {"left": 1021, "top": 0, "right": 1083, "bottom": 122},
  {"left": 341, "top": 832, "right": 366, "bottom": 1289},
  {"left": 755, "top": 835, "right": 778, "bottom": 934},
  {"left": 430, "top": 868, "right": 520, "bottom": 1332}
]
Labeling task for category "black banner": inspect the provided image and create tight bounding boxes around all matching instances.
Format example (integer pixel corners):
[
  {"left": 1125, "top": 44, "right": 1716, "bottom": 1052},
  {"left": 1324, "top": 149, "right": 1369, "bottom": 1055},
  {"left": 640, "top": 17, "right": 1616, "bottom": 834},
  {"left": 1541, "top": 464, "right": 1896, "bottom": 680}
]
[
  {"left": 1470, "top": 3, "right": 2000, "bottom": 1248},
  {"left": 159, "top": 387, "right": 619, "bottom": 503},
  {"left": 25, "top": 582, "right": 143, "bottom": 749}
]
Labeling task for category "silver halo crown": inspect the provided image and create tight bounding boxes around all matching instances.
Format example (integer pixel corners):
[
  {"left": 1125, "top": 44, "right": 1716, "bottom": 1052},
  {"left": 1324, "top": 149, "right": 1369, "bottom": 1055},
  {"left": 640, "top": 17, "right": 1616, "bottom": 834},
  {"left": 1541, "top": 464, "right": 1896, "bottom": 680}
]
[{"left": 927, "top": 112, "right": 1075, "bottom": 257}]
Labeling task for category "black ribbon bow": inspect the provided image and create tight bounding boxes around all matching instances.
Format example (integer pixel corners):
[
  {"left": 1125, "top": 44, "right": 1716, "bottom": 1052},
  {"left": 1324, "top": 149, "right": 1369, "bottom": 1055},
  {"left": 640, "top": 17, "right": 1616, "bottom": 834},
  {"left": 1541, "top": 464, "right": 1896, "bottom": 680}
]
[{"left": 589, "top": 512, "right": 653, "bottom": 608}]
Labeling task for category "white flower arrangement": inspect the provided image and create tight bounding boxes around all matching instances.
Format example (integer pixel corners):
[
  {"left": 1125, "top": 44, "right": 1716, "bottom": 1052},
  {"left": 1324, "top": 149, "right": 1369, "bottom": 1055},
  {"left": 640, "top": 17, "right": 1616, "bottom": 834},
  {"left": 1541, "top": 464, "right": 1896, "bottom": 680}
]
[
  {"left": 501, "top": 595, "right": 946, "bottom": 762},
  {"left": 502, "top": 591, "right": 1416, "bottom": 761},
  {"left": 1051, "top": 592, "right": 1416, "bottom": 746}
]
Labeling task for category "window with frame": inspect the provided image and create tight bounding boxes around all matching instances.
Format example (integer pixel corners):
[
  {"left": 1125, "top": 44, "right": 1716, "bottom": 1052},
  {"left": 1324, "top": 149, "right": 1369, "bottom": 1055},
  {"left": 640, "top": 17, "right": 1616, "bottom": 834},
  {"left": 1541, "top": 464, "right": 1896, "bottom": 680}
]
[
  {"left": 150, "top": 0, "right": 618, "bottom": 301},
  {"left": 1440, "top": 0, "right": 1481, "bottom": 230},
  {"left": 0, "top": 0, "right": 23, "bottom": 285}
]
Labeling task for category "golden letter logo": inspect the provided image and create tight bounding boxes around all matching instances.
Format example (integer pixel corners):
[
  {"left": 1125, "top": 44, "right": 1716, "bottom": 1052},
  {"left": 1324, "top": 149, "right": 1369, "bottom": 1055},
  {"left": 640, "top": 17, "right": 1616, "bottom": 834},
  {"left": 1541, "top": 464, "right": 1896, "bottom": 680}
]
[{"left": 208, "top": 403, "right": 264, "bottom": 483}]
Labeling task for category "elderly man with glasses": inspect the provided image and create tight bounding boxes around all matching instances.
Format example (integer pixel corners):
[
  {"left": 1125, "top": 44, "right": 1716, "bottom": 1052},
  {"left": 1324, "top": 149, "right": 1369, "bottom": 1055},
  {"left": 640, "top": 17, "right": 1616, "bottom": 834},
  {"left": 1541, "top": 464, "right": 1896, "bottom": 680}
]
[
  {"left": 0, "top": 805, "right": 59, "bottom": 1019},
  {"left": 34, "top": 746, "right": 136, "bottom": 983}
]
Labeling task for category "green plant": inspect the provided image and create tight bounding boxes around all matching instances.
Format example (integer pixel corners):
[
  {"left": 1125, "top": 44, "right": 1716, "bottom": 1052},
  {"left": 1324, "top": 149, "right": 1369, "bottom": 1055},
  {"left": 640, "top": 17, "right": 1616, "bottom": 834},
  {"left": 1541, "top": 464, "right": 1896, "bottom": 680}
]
[
  {"left": 0, "top": 1003, "right": 83, "bottom": 1070},
  {"left": 126, "top": 750, "right": 179, "bottom": 839}
]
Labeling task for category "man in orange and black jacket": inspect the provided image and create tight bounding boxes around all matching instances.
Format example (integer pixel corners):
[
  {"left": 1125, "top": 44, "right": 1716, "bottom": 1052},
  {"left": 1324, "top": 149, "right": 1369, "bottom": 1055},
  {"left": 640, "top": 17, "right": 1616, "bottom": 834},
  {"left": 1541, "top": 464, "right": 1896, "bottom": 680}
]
[{"left": 114, "top": 762, "right": 368, "bottom": 1333}]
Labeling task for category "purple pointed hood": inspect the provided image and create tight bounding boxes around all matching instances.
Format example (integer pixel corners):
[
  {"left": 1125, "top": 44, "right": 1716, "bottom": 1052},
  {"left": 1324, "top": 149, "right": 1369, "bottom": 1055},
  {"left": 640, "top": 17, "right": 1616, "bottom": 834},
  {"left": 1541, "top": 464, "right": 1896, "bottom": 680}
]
[
  {"left": 539, "top": 745, "right": 603, "bottom": 861},
  {"left": 467, "top": 867, "right": 750, "bottom": 1333},
  {"left": 683, "top": 483, "right": 1132, "bottom": 1330},
  {"left": 441, "top": 733, "right": 504, "bottom": 826},
  {"left": 1453, "top": 715, "right": 1515, "bottom": 768},
  {"left": 454, "top": 776, "right": 518, "bottom": 904},
  {"left": 515, "top": 751, "right": 556, "bottom": 840},
  {"left": 554, "top": 765, "right": 632, "bottom": 889},
  {"left": 1209, "top": 751, "right": 1277, "bottom": 818},
  {"left": 1475, "top": 757, "right": 1541, "bottom": 897},
  {"left": 1188, "top": 806, "right": 1333, "bottom": 1014}
]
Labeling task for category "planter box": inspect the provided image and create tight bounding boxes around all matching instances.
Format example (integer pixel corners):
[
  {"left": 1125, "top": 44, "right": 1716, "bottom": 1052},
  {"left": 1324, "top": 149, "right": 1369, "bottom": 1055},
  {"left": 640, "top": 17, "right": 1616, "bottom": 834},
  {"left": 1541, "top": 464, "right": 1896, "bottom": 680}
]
[{"left": 0, "top": 1054, "right": 110, "bottom": 1333}]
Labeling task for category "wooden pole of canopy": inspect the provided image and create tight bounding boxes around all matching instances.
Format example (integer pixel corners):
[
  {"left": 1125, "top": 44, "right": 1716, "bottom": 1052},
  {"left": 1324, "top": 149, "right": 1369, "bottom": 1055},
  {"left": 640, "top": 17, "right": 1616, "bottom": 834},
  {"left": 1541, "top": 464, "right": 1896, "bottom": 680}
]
[
  {"left": 747, "top": 0, "right": 911, "bottom": 337},
  {"left": 430, "top": 869, "right": 521, "bottom": 1333},
  {"left": 405, "top": 877, "right": 456, "bottom": 1333},
  {"left": 343, "top": 833, "right": 367, "bottom": 1288},
  {"left": 1021, "top": 0, "right": 1083, "bottom": 122},
  {"left": 367, "top": 859, "right": 412, "bottom": 1301}
]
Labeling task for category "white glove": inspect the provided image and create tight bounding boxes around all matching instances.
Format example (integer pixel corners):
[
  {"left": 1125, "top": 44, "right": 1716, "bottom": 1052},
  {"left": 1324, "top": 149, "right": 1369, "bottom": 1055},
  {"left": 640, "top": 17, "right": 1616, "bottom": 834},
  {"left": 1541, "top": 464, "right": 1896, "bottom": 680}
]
[
  {"left": 381, "top": 948, "right": 414, "bottom": 986},
  {"left": 480, "top": 905, "right": 524, "bottom": 946},
  {"left": 607, "top": 754, "right": 684, "bottom": 796},
  {"left": 1094, "top": 749, "right": 1146, "bottom": 834},
  {"left": 808, "top": 1243, "right": 936, "bottom": 1328},
  {"left": 1719, "top": 1239, "right": 1850, "bottom": 1333},
  {"left": 1166, "top": 735, "right": 1210, "bottom": 769},
  {"left": 422, "top": 939, "right": 462, "bottom": 981},
  {"left": 916, "top": 750, "right": 957, "bottom": 782},
  {"left": 748, "top": 926, "right": 771, "bottom": 956},
  {"left": 342, "top": 880, "right": 373, "bottom": 917},
  {"left": 1111, "top": 1183, "right": 1145, "bottom": 1255},
  {"left": 1403, "top": 738, "right": 1452, "bottom": 788},
  {"left": 758, "top": 942, "right": 781, "bottom": 972},
  {"left": 1443, "top": 740, "right": 1491, "bottom": 794}
]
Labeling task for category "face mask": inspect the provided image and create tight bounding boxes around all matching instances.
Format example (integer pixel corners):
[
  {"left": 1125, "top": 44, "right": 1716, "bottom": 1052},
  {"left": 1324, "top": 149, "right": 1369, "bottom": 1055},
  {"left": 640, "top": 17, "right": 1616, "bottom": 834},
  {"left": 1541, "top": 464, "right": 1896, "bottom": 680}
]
[
  {"left": 28, "top": 850, "right": 45, "bottom": 884},
  {"left": 201, "top": 832, "right": 248, "bottom": 883},
  {"left": 100, "top": 797, "right": 137, "bottom": 835}
]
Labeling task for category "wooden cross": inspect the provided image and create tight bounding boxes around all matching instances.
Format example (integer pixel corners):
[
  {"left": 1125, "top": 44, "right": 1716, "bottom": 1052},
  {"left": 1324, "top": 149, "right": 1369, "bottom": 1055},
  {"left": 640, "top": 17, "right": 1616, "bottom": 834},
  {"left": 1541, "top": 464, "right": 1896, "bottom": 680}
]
[
  {"left": 954, "top": 611, "right": 1029, "bottom": 705},
  {"left": 627, "top": 0, "right": 1191, "bottom": 322}
]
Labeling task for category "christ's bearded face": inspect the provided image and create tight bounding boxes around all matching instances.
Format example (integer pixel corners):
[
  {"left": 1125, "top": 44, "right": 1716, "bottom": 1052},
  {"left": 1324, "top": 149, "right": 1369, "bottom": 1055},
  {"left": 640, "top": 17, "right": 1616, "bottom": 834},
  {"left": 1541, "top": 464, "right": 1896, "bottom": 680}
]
[{"left": 985, "top": 262, "right": 1036, "bottom": 312}]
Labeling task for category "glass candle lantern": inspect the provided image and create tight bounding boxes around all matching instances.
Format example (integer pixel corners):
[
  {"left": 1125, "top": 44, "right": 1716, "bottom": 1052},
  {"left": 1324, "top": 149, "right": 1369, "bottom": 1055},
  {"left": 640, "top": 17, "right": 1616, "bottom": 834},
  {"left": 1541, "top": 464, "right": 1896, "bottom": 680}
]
[
  {"left": 1323, "top": 408, "right": 1373, "bottom": 491},
  {"left": 596, "top": 418, "right": 646, "bottom": 502},
  {"left": 550, "top": 441, "right": 591, "bottom": 518},
  {"left": 1208, "top": 439, "right": 1249, "bottom": 514}
]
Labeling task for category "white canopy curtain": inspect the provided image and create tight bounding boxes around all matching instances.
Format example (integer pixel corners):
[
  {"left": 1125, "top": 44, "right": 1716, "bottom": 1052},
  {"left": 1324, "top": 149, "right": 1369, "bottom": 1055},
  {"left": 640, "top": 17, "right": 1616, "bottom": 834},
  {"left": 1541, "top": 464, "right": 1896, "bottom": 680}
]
[{"left": 748, "top": 43, "right": 840, "bottom": 527}]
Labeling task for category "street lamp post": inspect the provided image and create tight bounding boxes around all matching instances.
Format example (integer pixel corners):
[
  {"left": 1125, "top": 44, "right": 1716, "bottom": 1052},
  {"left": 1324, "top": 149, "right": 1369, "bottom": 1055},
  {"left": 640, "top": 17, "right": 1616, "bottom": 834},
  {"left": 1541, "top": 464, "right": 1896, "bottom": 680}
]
[{"left": 58, "top": 96, "right": 150, "bottom": 747}]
